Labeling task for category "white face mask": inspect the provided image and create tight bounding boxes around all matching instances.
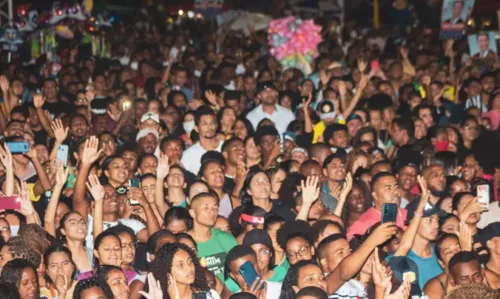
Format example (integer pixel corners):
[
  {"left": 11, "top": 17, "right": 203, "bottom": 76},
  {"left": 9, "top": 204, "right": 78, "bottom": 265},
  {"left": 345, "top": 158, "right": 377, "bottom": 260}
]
[
  {"left": 10, "top": 225, "right": 19, "bottom": 237},
  {"left": 183, "top": 120, "right": 195, "bottom": 133}
]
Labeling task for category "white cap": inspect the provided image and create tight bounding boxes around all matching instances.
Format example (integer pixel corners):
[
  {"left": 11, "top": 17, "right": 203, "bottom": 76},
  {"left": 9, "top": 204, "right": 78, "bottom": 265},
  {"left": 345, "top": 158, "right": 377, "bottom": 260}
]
[
  {"left": 136, "top": 128, "right": 159, "bottom": 141},
  {"left": 140, "top": 112, "right": 160, "bottom": 124}
]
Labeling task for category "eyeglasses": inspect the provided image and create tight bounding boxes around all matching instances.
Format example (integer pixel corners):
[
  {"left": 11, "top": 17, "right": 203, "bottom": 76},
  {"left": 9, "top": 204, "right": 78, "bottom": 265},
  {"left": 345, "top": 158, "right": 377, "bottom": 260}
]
[
  {"left": 287, "top": 246, "right": 310, "bottom": 261},
  {"left": 464, "top": 125, "right": 478, "bottom": 131},
  {"left": 122, "top": 242, "right": 138, "bottom": 250}
]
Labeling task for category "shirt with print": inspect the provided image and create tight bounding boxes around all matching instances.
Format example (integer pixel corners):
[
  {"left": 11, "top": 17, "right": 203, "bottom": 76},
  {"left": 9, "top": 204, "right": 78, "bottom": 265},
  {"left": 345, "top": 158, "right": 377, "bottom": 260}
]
[{"left": 197, "top": 228, "right": 238, "bottom": 281}]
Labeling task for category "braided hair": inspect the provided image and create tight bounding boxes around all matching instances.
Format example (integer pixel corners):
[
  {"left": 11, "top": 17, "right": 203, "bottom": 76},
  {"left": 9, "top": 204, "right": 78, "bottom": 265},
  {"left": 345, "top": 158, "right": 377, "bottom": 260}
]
[
  {"left": 73, "top": 277, "right": 113, "bottom": 299},
  {"left": 151, "top": 242, "right": 210, "bottom": 298}
]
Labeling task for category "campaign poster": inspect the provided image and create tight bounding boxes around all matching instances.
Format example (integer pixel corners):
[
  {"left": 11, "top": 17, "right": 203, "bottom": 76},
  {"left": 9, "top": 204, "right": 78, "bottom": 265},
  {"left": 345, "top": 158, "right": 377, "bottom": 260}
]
[
  {"left": 440, "top": 0, "right": 475, "bottom": 39},
  {"left": 467, "top": 31, "right": 498, "bottom": 59}
]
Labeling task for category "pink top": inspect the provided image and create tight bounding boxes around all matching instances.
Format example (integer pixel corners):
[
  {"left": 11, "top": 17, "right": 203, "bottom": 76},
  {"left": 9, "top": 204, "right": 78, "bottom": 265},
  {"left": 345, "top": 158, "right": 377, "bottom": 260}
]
[
  {"left": 346, "top": 207, "right": 408, "bottom": 240},
  {"left": 482, "top": 111, "right": 500, "bottom": 130}
]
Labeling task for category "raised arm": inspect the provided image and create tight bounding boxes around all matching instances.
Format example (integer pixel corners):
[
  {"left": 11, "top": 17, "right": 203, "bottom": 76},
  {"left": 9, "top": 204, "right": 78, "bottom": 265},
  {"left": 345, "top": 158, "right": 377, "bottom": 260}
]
[
  {"left": 341, "top": 74, "right": 369, "bottom": 119},
  {"left": 33, "top": 94, "right": 55, "bottom": 138},
  {"left": 48, "top": 119, "right": 69, "bottom": 161},
  {"left": 160, "top": 56, "right": 175, "bottom": 85},
  {"left": 296, "top": 176, "right": 320, "bottom": 221},
  {"left": 26, "top": 147, "right": 52, "bottom": 194},
  {"left": 394, "top": 176, "right": 429, "bottom": 257},
  {"left": 129, "top": 187, "right": 160, "bottom": 241},
  {"left": 74, "top": 137, "right": 102, "bottom": 217},
  {"left": 87, "top": 174, "right": 105, "bottom": 240},
  {"left": 302, "top": 93, "right": 313, "bottom": 133},
  {"left": 333, "top": 173, "right": 353, "bottom": 217},
  {"left": 19, "top": 182, "right": 40, "bottom": 225},
  {"left": 44, "top": 163, "right": 69, "bottom": 237},
  {"left": 0, "top": 145, "right": 14, "bottom": 196},
  {"left": 0, "top": 76, "right": 12, "bottom": 117},
  {"left": 155, "top": 154, "right": 170, "bottom": 217},
  {"left": 326, "top": 222, "right": 398, "bottom": 294}
]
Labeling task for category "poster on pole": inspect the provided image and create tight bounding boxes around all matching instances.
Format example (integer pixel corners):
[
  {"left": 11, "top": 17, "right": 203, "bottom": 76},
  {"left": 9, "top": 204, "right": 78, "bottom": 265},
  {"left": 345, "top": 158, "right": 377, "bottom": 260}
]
[{"left": 440, "top": 0, "right": 475, "bottom": 39}]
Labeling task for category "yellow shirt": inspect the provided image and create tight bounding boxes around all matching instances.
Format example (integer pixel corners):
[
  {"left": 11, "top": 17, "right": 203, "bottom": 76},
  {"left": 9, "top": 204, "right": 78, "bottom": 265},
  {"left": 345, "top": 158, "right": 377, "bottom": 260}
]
[{"left": 28, "top": 183, "right": 41, "bottom": 202}]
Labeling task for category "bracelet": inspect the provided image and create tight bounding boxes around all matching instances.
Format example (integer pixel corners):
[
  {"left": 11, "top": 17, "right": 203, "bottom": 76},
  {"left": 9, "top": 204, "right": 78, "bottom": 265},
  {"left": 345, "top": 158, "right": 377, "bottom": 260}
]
[{"left": 414, "top": 212, "right": 423, "bottom": 218}]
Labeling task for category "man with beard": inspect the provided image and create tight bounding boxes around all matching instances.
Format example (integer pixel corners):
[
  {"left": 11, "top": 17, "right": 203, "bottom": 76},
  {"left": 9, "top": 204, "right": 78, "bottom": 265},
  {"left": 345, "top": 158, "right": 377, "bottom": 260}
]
[
  {"left": 181, "top": 106, "right": 224, "bottom": 174},
  {"left": 405, "top": 164, "right": 447, "bottom": 213},
  {"left": 246, "top": 81, "right": 295, "bottom": 134}
]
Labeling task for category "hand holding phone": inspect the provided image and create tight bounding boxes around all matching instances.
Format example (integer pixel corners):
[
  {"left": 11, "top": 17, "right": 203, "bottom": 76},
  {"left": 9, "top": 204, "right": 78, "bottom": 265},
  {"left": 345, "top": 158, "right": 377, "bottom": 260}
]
[
  {"left": 57, "top": 145, "right": 69, "bottom": 167},
  {"left": 239, "top": 261, "right": 260, "bottom": 289},
  {"left": 6, "top": 142, "right": 29, "bottom": 154},
  {"left": 128, "top": 179, "right": 141, "bottom": 205}
]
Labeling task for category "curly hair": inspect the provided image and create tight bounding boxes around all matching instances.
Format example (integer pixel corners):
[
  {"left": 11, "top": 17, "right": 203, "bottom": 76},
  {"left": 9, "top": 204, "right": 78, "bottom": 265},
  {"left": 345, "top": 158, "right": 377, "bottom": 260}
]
[
  {"left": 151, "top": 242, "right": 209, "bottom": 298},
  {"left": 18, "top": 223, "right": 51, "bottom": 254},
  {"left": 73, "top": 277, "right": 113, "bottom": 299},
  {"left": 4, "top": 237, "right": 41, "bottom": 269},
  {"left": 446, "top": 283, "right": 500, "bottom": 299},
  {"left": 279, "top": 260, "right": 321, "bottom": 299}
]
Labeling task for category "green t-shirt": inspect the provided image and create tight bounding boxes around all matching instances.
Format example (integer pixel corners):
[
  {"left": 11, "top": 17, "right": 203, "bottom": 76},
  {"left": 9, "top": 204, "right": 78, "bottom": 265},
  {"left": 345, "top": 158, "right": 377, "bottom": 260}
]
[{"left": 197, "top": 228, "right": 238, "bottom": 281}]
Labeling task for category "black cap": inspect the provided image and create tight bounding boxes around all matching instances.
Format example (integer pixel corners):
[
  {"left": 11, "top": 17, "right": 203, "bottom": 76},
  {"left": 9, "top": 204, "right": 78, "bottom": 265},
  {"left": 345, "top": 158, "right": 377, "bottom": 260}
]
[
  {"left": 478, "top": 222, "right": 500, "bottom": 246},
  {"left": 405, "top": 200, "right": 444, "bottom": 225},
  {"left": 242, "top": 229, "right": 273, "bottom": 249},
  {"left": 388, "top": 256, "right": 422, "bottom": 296},
  {"left": 257, "top": 81, "right": 277, "bottom": 94},
  {"left": 346, "top": 113, "right": 362, "bottom": 124}
]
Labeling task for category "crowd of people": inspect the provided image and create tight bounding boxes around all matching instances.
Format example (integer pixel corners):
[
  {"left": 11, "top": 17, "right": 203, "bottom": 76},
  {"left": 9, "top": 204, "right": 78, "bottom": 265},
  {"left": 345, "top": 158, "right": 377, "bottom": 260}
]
[{"left": 0, "top": 2, "right": 499, "bottom": 299}]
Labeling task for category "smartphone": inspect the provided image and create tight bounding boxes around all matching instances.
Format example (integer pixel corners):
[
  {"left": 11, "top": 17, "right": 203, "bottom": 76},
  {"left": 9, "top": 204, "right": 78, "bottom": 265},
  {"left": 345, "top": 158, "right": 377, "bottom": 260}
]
[
  {"left": 371, "top": 60, "right": 380, "bottom": 72},
  {"left": 56, "top": 145, "right": 69, "bottom": 167},
  {"left": 382, "top": 203, "right": 398, "bottom": 223},
  {"left": 0, "top": 196, "right": 21, "bottom": 210},
  {"left": 128, "top": 178, "right": 140, "bottom": 205},
  {"left": 239, "top": 261, "right": 260, "bottom": 288},
  {"left": 6, "top": 141, "right": 29, "bottom": 154},
  {"left": 477, "top": 184, "right": 490, "bottom": 209}
]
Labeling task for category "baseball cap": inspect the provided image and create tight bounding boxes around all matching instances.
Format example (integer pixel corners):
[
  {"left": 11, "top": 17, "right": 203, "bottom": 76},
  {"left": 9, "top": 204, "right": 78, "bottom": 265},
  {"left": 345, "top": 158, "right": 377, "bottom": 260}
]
[
  {"left": 256, "top": 81, "right": 277, "bottom": 94},
  {"left": 140, "top": 112, "right": 160, "bottom": 124},
  {"left": 242, "top": 229, "right": 273, "bottom": 249},
  {"left": 317, "top": 100, "right": 336, "bottom": 120},
  {"left": 135, "top": 128, "right": 159, "bottom": 141},
  {"left": 406, "top": 201, "right": 444, "bottom": 224},
  {"left": 346, "top": 113, "right": 362, "bottom": 124},
  {"left": 388, "top": 256, "right": 422, "bottom": 297},
  {"left": 478, "top": 222, "right": 500, "bottom": 247}
]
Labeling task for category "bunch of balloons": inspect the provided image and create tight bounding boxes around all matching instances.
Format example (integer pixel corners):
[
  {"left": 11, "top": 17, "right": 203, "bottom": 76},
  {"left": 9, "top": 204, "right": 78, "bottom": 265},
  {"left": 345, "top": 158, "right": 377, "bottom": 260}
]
[{"left": 268, "top": 16, "right": 322, "bottom": 75}]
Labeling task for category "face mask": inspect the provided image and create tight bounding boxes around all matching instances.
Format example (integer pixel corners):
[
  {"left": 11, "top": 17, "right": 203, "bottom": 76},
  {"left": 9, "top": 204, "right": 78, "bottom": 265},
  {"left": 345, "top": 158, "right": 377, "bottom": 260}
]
[
  {"left": 435, "top": 140, "right": 449, "bottom": 152},
  {"left": 10, "top": 225, "right": 19, "bottom": 237},
  {"left": 183, "top": 120, "right": 195, "bottom": 133}
]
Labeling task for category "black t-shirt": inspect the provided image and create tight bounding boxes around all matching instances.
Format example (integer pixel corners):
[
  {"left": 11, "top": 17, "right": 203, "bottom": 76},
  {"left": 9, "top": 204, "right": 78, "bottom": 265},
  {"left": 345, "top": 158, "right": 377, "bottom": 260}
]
[
  {"left": 33, "top": 128, "right": 48, "bottom": 146},
  {"left": 43, "top": 100, "right": 74, "bottom": 116}
]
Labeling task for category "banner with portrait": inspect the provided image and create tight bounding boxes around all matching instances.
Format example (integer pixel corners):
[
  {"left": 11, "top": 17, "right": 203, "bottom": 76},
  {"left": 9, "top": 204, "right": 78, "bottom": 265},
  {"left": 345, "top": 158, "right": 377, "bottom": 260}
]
[
  {"left": 467, "top": 31, "right": 498, "bottom": 59},
  {"left": 440, "top": 0, "right": 475, "bottom": 39}
]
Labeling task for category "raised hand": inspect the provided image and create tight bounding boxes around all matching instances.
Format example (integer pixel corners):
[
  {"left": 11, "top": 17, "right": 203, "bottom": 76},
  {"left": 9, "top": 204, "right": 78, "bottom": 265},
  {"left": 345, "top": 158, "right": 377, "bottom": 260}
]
[
  {"left": 234, "top": 161, "right": 249, "bottom": 186},
  {"left": 399, "top": 47, "right": 409, "bottom": 60},
  {"left": 301, "top": 175, "right": 320, "bottom": 206},
  {"left": 55, "top": 162, "right": 69, "bottom": 188},
  {"left": 0, "top": 144, "right": 13, "bottom": 170},
  {"left": 302, "top": 93, "right": 312, "bottom": 110},
  {"left": 458, "top": 197, "right": 488, "bottom": 222},
  {"left": 33, "top": 94, "right": 45, "bottom": 108},
  {"left": 19, "top": 182, "right": 34, "bottom": 216},
  {"left": 417, "top": 175, "right": 430, "bottom": 206},
  {"left": 367, "top": 222, "right": 398, "bottom": 247},
  {"left": 139, "top": 273, "right": 163, "bottom": 299},
  {"left": 204, "top": 90, "right": 218, "bottom": 107},
  {"left": 372, "top": 248, "right": 392, "bottom": 289},
  {"left": 384, "top": 277, "right": 411, "bottom": 299},
  {"left": 81, "top": 136, "right": 103, "bottom": 166},
  {"left": 167, "top": 274, "right": 180, "bottom": 299},
  {"left": 458, "top": 221, "right": 472, "bottom": 252},
  {"left": 337, "top": 80, "right": 347, "bottom": 97},
  {"left": 0, "top": 76, "right": 9, "bottom": 92},
  {"left": 86, "top": 174, "right": 105, "bottom": 201},
  {"left": 357, "top": 57, "right": 367, "bottom": 73},
  {"left": 51, "top": 119, "right": 69, "bottom": 143},
  {"left": 107, "top": 102, "right": 120, "bottom": 121},
  {"left": 339, "top": 173, "right": 353, "bottom": 200},
  {"left": 157, "top": 154, "right": 170, "bottom": 179},
  {"left": 85, "top": 86, "right": 96, "bottom": 103}
]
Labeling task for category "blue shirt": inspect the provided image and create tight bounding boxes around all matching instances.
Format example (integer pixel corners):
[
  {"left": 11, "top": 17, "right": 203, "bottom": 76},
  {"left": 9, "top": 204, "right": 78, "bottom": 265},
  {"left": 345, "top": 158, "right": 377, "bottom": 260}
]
[{"left": 320, "top": 181, "right": 337, "bottom": 212}]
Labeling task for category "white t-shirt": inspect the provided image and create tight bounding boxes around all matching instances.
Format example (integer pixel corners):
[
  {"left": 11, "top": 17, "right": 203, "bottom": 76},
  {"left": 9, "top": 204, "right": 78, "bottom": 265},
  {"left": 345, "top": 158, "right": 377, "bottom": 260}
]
[
  {"left": 329, "top": 279, "right": 366, "bottom": 299},
  {"left": 218, "top": 194, "right": 233, "bottom": 218},
  {"left": 180, "top": 141, "right": 224, "bottom": 175},
  {"left": 246, "top": 104, "right": 296, "bottom": 134},
  {"left": 85, "top": 215, "right": 146, "bottom": 249}
]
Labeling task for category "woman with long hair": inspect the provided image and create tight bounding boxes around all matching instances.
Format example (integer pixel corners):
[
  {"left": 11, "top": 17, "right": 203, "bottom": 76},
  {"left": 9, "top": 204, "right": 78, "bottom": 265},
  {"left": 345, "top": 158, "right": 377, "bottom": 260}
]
[
  {"left": 41, "top": 246, "right": 78, "bottom": 299},
  {"left": 96, "top": 265, "right": 129, "bottom": 299},
  {"left": 151, "top": 242, "right": 220, "bottom": 299},
  {"left": 0, "top": 259, "right": 40, "bottom": 299}
]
